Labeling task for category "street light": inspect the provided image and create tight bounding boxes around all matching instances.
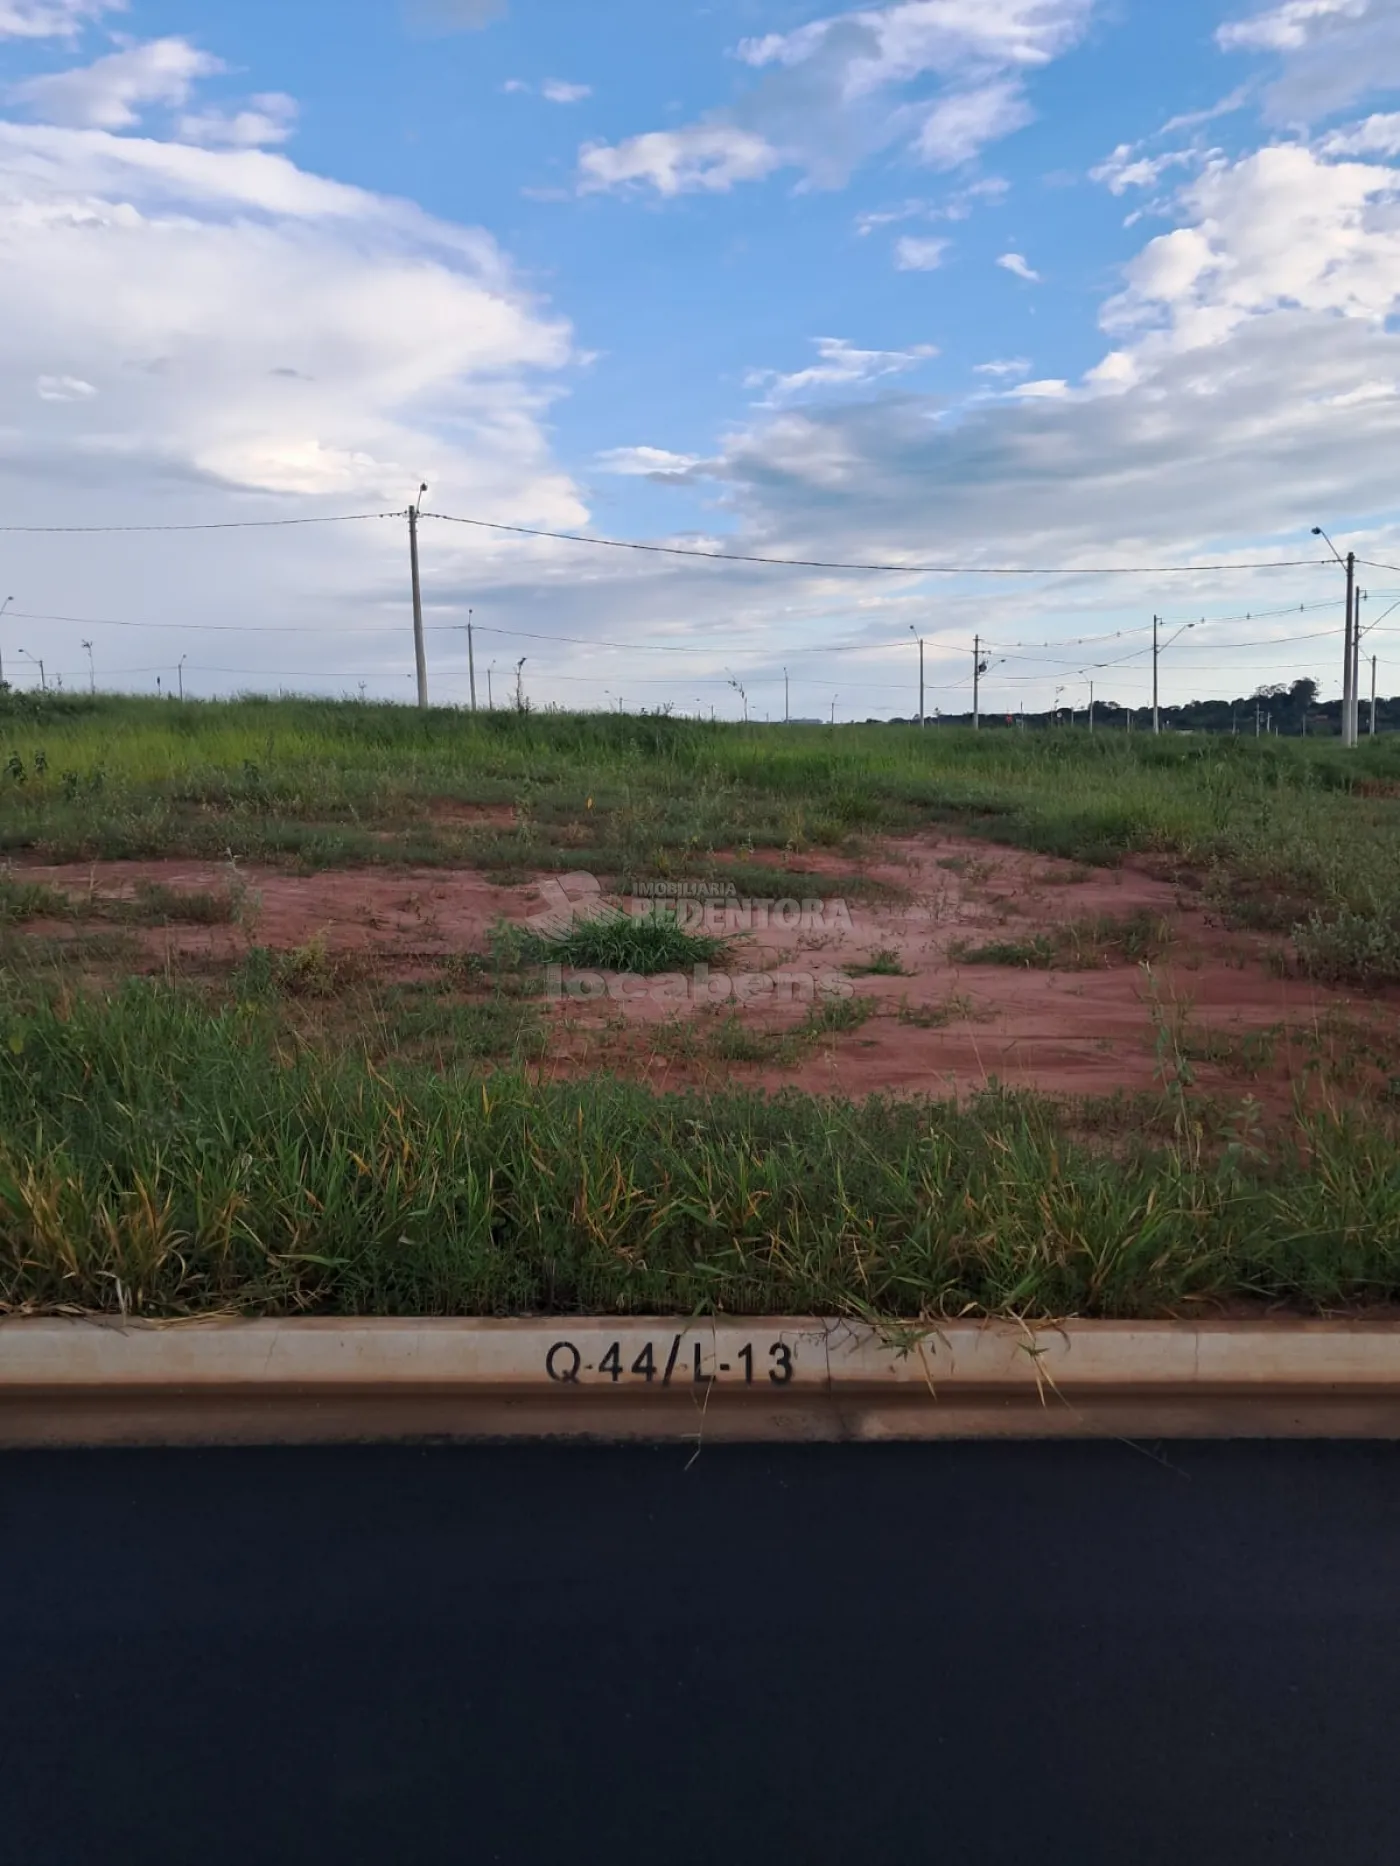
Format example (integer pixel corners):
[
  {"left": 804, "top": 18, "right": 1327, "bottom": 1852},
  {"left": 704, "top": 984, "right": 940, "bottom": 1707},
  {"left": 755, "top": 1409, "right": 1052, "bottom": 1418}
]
[
  {"left": 17, "top": 647, "right": 45, "bottom": 691},
  {"left": 908, "top": 624, "right": 925, "bottom": 728},
  {"left": 1151, "top": 616, "right": 1205, "bottom": 733},
  {"left": 0, "top": 596, "right": 12, "bottom": 687},
  {"left": 82, "top": 639, "right": 95, "bottom": 694},
  {"left": 1313, "top": 525, "right": 1358, "bottom": 745},
  {"left": 514, "top": 656, "right": 527, "bottom": 712}
]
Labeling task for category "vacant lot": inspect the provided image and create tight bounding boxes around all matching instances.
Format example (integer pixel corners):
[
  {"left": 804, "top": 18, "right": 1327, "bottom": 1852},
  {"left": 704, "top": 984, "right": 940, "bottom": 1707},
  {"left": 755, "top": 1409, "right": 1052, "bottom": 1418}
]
[{"left": 3, "top": 693, "right": 1399, "bottom": 1322}]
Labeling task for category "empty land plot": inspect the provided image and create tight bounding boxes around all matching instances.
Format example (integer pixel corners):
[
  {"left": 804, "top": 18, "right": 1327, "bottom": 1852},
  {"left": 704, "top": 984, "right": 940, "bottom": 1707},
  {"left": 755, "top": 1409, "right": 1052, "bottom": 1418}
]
[{"left": 2, "top": 694, "right": 1399, "bottom": 1323}]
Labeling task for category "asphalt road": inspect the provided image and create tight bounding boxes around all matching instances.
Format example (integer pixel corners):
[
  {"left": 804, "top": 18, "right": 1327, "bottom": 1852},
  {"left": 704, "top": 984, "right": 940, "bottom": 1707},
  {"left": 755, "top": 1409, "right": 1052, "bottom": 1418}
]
[{"left": 4, "top": 1441, "right": 1400, "bottom": 1865}]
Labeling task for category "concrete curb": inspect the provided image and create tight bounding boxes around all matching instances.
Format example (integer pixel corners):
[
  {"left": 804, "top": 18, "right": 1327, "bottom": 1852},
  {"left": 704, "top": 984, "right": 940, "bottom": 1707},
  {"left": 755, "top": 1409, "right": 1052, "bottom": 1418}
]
[{"left": 4, "top": 1317, "right": 1400, "bottom": 1445}]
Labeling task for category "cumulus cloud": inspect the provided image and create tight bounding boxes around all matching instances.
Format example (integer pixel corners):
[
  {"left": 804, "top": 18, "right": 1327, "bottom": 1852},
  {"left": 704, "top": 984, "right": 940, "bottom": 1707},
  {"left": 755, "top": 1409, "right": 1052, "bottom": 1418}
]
[
  {"left": 1217, "top": 0, "right": 1400, "bottom": 121},
  {"left": 178, "top": 93, "right": 299, "bottom": 149},
  {"left": 595, "top": 446, "right": 703, "bottom": 478},
  {"left": 578, "top": 0, "right": 1095, "bottom": 197},
  {"left": 0, "top": 0, "right": 120, "bottom": 38},
  {"left": 746, "top": 335, "right": 938, "bottom": 403},
  {"left": 1091, "top": 143, "right": 1202, "bottom": 195},
  {"left": 0, "top": 111, "right": 589, "bottom": 699},
  {"left": 579, "top": 125, "right": 780, "bottom": 196},
  {"left": 36, "top": 372, "right": 96, "bottom": 399},
  {"left": 1320, "top": 110, "right": 1400, "bottom": 156},
  {"left": 894, "top": 234, "right": 949, "bottom": 269},
  {"left": 973, "top": 356, "right": 1031, "bottom": 376},
  {"left": 8, "top": 37, "right": 221, "bottom": 131},
  {"left": 997, "top": 250, "right": 1040, "bottom": 280},
  {"left": 541, "top": 79, "right": 590, "bottom": 105}
]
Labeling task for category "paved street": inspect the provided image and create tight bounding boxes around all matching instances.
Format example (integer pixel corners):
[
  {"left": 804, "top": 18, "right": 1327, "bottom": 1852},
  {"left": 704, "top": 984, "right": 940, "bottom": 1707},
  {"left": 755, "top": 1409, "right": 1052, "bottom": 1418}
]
[{"left": 4, "top": 1441, "right": 1400, "bottom": 1864}]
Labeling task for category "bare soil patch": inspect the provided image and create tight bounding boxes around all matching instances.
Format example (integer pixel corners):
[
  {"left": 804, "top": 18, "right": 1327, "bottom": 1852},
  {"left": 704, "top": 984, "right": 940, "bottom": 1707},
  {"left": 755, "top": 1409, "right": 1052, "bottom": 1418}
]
[{"left": 10, "top": 832, "right": 1398, "bottom": 1108}]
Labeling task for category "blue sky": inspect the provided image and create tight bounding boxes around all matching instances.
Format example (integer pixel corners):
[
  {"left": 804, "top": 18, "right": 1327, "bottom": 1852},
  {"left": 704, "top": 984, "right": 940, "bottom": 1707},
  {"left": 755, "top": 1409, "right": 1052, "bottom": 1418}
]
[{"left": 3, "top": 0, "right": 1400, "bottom": 717}]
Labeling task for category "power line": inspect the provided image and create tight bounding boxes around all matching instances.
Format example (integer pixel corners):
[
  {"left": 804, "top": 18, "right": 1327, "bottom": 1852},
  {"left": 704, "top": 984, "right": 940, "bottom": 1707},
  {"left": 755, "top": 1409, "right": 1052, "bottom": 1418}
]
[
  {"left": 0, "top": 511, "right": 406, "bottom": 535},
  {"left": 422, "top": 510, "right": 1326, "bottom": 577}
]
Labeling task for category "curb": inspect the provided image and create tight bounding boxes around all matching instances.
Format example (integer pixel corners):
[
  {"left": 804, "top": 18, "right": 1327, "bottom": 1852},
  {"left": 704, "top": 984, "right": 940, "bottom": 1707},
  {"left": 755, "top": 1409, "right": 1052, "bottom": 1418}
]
[{"left": 4, "top": 1317, "right": 1400, "bottom": 1445}]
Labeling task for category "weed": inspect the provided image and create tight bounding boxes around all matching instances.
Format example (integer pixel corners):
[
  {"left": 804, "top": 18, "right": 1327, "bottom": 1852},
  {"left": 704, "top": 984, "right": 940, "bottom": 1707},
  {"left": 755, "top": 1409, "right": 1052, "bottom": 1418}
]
[
  {"left": 845, "top": 946, "right": 908, "bottom": 977},
  {"left": 524, "top": 911, "right": 730, "bottom": 975},
  {"left": 951, "top": 911, "right": 1174, "bottom": 970}
]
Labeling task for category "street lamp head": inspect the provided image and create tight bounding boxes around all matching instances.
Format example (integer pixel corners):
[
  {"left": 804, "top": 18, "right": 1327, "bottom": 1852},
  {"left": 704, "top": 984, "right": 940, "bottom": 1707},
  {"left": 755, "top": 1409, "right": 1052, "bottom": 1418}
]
[{"left": 1312, "top": 526, "right": 1322, "bottom": 536}]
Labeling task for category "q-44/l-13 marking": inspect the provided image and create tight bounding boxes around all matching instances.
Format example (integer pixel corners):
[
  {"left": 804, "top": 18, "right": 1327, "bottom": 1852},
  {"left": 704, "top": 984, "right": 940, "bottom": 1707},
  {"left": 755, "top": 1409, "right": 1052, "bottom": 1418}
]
[{"left": 545, "top": 1337, "right": 795, "bottom": 1387}]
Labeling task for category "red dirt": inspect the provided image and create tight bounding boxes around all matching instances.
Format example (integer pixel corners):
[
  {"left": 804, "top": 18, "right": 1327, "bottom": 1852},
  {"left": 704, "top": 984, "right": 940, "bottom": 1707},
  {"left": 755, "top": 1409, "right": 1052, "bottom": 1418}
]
[{"left": 12, "top": 834, "right": 1398, "bottom": 1107}]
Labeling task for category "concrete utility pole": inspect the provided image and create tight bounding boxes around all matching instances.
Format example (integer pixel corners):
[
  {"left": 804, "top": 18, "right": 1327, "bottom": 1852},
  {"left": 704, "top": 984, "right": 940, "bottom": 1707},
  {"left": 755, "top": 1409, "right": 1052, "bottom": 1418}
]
[
  {"left": 1152, "top": 614, "right": 1160, "bottom": 733},
  {"left": 82, "top": 640, "right": 94, "bottom": 694},
  {"left": 1088, "top": 679, "right": 1095, "bottom": 734},
  {"left": 1313, "top": 528, "right": 1357, "bottom": 746},
  {"left": 466, "top": 608, "right": 477, "bottom": 713},
  {"left": 177, "top": 655, "right": 186, "bottom": 702},
  {"left": 909, "top": 626, "right": 924, "bottom": 727},
  {"left": 784, "top": 666, "right": 790, "bottom": 723},
  {"left": 1372, "top": 654, "right": 1379, "bottom": 738},
  {"left": 973, "top": 636, "right": 982, "bottom": 730},
  {"left": 409, "top": 483, "right": 429, "bottom": 709},
  {"left": 0, "top": 596, "right": 12, "bottom": 687}
]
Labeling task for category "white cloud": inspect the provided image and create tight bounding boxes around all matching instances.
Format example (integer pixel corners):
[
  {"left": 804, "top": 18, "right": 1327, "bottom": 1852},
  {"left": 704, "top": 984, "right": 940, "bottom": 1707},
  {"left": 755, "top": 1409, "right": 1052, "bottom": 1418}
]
[
  {"left": 0, "top": 0, "right": 120, "bottom": 38},
  {"left": 1320, "top": 111, "right": 1400, "bottom": 156},
  {"left": 747, "top": 335, "right": 938, "bottom": 403},
  {"left": 0, "top": 116, "right": 578, "bottom": 609},
  {"left": 36, "top": 372, "right": 96, "bottom": 399},
  {"left": 8, "top": 37, "right": 222, "bottom": 131},
  {"left": 579, "top": 125, "right": 780, "bottom": 196},
  {"left": 997, "top": 250, "right": 1040, "bottom": 280},
  {"left": 596, "top": 445, "right": 703, "bottom": 477},
  {"left": 578, "top": 0, "right": 1095, "bottom": 197},
  {"left": 973, "top": 355, "right": 1030, "bottom": 376},
  {"left": 1099, "top": 144, "right": 1400, "bottom": 365},
  {"left": 1217, "top": 0, "right": 1364, "bottom": 53},
  {"left": 914, "top": 79, "right": 1032, "bottom": 166},
  {"left": 542, "top": 79, "right": 591, "bottom": 105},
  {"left": 178, "top": 94, "right": 298, "bottom": 149},
  {"left": 1217, "top": 0, "right": 1400, "bottom": 121},
  {"left": 894, "top": 234, "right": 949, "bottom": 269},
  {"left": 1091, "top": 143, "right": 1201, "bottom": 195}
]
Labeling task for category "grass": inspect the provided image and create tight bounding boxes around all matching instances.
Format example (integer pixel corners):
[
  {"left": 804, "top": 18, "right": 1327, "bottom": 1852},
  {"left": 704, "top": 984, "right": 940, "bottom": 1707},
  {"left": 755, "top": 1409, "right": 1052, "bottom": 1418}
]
[
  {"left": 522, "top": 911, "right": 731, "bottom": 975},
  {"left": 2, "top": 695, "right": 1399, "bottom": 989},
  {"left": 951, "top": 911, "right": 1175, "bottom": 970},
  {"left": 3, "top": 975, "right": 1400, "bottom": 1321},
  {"left": 2, "top": 696, "right": 1400, "bottom": 1323},
  {"left": 845, "top": 946, "right": 909, "bottom": 977}
]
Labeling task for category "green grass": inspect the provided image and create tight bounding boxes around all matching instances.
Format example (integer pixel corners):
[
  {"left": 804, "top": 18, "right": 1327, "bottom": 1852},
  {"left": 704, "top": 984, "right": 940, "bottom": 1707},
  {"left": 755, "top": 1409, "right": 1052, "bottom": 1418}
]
[
  {"left": 3, "top": 975, "right": 1400, "bottom": 1320},
  {"left": 522, "top": 911, "right": 731, "bottom": 975},
  {"left": 951, "top": 911, "right": 1175, "bottom": 970},
  {"left": 3, "top": 695, "right": 1399, "bottom": 995},
  {"left": 845, "top": 946, "right": 909, "bottom": 977}
]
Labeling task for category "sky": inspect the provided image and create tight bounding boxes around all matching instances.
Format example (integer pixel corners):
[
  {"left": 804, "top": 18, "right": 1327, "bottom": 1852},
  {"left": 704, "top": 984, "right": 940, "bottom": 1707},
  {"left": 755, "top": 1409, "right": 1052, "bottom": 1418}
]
[{"left": 3, "top": 0, "right": 1400, "bottom": 719}]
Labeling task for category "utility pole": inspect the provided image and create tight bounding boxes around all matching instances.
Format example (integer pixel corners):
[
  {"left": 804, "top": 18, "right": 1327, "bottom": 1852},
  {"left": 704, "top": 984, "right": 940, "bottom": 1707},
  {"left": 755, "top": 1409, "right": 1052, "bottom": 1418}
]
[
  {"left": 909, "top": 626, "right": 924, "bottom": 727},
  {"left": 1344, "top": 551, "right": 1356, "bottom": 745},
  {"left": 82, "top": 639, "right": 94, "bottom": 694},
  {"left": 1152, "top": 614, "right": 1160, "bottom": 733},
  {"left": 177, "top": 655, "right": 186, "bottom": 702},
  {"left": 1088, "top": 680, "right": 1095, "bottom": 734},
  {"left": 409, "top": 483, "right": 429, "bottom": 709},
  {"left": 0, "top": 596, "right": 13, "bottom": 688},
  {"left": 973, "top": 636, "right": 981, "bottom": 730},
  {"left": 784, "top": 666, "right": 790, "bottom": 724},
  {"left": 466, "top": 608, "right": 477, "bottom": 713},
  {"left": 1372, "top": 654, "right": 1378, "bottom": 738},
  {"left": 487, "top": 662, "right": 495, "bottom": 711},
  {"left": 514, "top": 656, "right": 527, "bottom": 712}
]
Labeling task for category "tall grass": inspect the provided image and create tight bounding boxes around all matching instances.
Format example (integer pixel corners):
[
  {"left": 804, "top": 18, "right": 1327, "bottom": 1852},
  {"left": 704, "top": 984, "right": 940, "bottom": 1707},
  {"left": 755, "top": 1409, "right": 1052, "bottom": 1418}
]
[
  {"left": 2, "top": 978, "right": 1400, "bottom": 1321},
  {"left": 2, "top": 695, "right": 1399, "bottom": 979}
]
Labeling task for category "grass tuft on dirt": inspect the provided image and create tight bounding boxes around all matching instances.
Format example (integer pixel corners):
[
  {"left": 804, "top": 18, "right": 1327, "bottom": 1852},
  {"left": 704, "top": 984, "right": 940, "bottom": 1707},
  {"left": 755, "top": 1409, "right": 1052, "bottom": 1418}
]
[
  {"left": 3, "top": 977, "right": 1400, "bottom": 1323},
  {"left": 522, "top": 911, "right": 731, "bottom": 975}
]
